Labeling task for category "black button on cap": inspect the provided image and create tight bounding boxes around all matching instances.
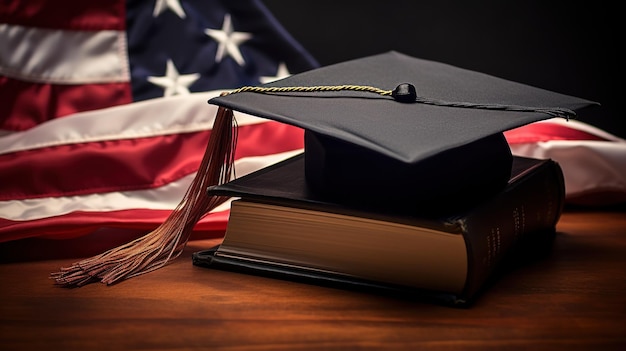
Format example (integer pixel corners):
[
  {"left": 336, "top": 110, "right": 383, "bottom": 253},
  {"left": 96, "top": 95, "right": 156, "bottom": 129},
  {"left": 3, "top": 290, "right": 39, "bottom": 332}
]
[{"left": 391, "top": 83, "right": 417, "bottom": 103}]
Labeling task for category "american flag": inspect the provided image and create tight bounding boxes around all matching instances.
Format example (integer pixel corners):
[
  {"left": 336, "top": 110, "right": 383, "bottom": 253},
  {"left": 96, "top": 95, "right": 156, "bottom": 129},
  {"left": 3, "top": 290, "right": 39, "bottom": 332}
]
[
  {"left": 1, "top": 1, "right": 625, "bottom": 248},
  {"left": 0, "top": 0, "right": 318, "bottom": 243}
]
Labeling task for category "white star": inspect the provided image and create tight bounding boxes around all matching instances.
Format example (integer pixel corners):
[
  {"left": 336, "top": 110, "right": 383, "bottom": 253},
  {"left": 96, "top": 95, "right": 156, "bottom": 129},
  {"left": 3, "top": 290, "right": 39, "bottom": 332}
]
[
  {"left": 204, "top": 13, "right": 252, "bottom": 66},
  {"left": 259, "top": 62, "right": 291, "bottom": 84},
  {"left": 153, "top": 0, "right": 186, "bottom": 18},
  {"left": 147, "top": 59, "right": 200, "bottom": 97}
]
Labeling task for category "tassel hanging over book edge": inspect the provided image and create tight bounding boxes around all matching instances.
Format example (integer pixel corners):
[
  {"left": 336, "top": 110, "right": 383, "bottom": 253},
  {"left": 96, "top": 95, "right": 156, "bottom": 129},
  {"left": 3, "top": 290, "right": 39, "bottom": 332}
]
[{"left": 50, "top": 104, "right": 238, "bottom": 287}]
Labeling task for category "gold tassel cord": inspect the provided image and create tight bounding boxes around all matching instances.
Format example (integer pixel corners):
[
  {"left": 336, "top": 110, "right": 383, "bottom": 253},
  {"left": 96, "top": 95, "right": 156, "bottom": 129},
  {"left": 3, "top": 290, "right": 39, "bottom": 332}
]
[
  {"left": 229, "top": 84, "right": 393, "bottom": 96},
  {"left": 229, "top": 84, "right": 576, "bottom": 119},
  {"left": 51, "top": 105, "right": 238, "bottom": 287}
]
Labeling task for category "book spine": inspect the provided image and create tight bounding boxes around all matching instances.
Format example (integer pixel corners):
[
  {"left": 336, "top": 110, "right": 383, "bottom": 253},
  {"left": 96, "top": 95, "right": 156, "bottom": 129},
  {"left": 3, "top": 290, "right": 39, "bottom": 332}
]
[{"left": 457, "top": 160, "right": 565, "bottom": 301}]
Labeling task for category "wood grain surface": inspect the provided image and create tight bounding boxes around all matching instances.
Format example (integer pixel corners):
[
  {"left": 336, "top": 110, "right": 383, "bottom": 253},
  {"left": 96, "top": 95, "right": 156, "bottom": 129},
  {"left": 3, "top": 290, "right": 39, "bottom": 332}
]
[{"left": 1, "top": 209, "right": 625, "bottom": 350}]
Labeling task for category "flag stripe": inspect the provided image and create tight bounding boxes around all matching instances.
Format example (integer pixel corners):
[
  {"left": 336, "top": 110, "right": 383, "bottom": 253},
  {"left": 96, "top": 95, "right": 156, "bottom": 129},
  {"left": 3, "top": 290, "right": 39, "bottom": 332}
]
[
  {"left": 0, "top": 121, "right": 303, "bottom": 200},
  {"left": 0, "top": 0, "right": 125, "bottom": 30},
  {"left": 0, "top": 91, "right": 269, "bottom": 151},
  {"left": 0, "top": 77, "right": 132, "bottom": 130},
  {"left": 1, "top": 130, "right": 210, "bottom": 200},
  {"left": 0, "top": 151, "right": 304, "bottom": 242},
  {"left": 0, "top": 150, "right": 302, "bottom": 223},
  {"left": 0, "top": 208, "right": 231, "bottom": 243},
  {"left": 0, "top": 24, "right": 129, "bottom": 84},
  {"left": 505, "top": 119, "right": 617, "bottom": 144}
]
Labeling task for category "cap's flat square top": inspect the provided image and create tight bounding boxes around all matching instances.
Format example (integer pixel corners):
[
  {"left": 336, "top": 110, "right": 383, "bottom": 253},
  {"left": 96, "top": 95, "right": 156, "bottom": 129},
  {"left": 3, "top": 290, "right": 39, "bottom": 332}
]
[{"left": 210, "top": 51, "right": 596, "bottom": 163}]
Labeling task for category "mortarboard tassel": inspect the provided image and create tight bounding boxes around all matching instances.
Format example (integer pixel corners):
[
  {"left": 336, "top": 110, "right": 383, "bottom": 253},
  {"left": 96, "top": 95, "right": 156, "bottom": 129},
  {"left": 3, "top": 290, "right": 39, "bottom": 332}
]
[{"left": 51, "top": 102, "right": 238, "bottom": 287}]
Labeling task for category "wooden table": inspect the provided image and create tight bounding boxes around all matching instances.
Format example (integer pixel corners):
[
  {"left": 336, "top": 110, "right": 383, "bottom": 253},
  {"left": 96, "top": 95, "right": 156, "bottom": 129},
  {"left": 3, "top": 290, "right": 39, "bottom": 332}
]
[{"left": 1, "top": 208, "right": 625, "bottom": 350}]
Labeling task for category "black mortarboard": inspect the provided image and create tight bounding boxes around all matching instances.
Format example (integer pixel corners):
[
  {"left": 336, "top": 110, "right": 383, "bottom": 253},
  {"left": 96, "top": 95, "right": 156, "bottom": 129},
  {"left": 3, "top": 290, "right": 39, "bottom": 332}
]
[{"left": 208, "top": 51, "right": 597, "bottom": 213}]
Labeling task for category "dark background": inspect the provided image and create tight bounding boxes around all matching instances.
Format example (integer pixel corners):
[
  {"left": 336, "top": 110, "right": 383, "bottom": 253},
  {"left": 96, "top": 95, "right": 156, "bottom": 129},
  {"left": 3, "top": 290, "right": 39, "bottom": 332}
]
[{"left": 263, "top": 0, "right": 624, "bottom": 138}]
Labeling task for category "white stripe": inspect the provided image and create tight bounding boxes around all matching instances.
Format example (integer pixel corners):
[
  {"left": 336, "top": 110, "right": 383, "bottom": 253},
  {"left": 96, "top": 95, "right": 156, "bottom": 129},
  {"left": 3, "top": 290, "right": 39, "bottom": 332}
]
[
  {"left": 0, "top": 91, "right": 273, "bottom": 155},
  {"left": 0, "top": 23, "right": 129, "bottom": 84},
  {"left": 0, "top": 150, "right": 303, "bottom": 221}
]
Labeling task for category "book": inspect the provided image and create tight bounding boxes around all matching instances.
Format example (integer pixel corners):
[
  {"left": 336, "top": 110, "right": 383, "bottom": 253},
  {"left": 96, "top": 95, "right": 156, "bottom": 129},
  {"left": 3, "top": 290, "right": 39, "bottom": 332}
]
[{"left": 193, "top": 154, "right": 564, "bottom": 306}]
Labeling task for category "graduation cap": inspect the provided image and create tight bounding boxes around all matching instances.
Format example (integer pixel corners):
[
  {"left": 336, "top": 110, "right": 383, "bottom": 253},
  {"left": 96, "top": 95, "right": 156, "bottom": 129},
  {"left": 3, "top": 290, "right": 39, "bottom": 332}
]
[
  {"left": 209, "top": 51, "right": 596, "bottom": 212},
  {"left": 52, "top": 51, "right": 598, "bottom": 287}
]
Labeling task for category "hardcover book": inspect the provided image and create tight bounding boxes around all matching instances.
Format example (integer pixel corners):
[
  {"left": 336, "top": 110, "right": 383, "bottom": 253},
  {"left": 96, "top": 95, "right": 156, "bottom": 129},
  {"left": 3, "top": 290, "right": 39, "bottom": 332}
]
[{"left": 193, "top": 154, "right": 564, "bottom": 306}]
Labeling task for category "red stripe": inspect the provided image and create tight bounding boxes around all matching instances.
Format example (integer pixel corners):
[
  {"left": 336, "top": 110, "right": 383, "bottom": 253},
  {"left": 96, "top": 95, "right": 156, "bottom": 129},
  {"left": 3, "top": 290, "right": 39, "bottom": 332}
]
[
  {"left": 0, "top": 208, "right": 230, "bottom": 243},
  {"left": 0, "top": 121, "right": 304, "bottom": 200},
  {"left": 234, "top": 119, "right": 304, "bottom": 157},
  {"left": 0, "top": 77, "right": 133, "bottom": 131},
  {"left": 505, "top": 122, "right": 609, "bottom": 144},
  {"left": 0, "top": 0, "right": 126, "bottom": 30}
]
